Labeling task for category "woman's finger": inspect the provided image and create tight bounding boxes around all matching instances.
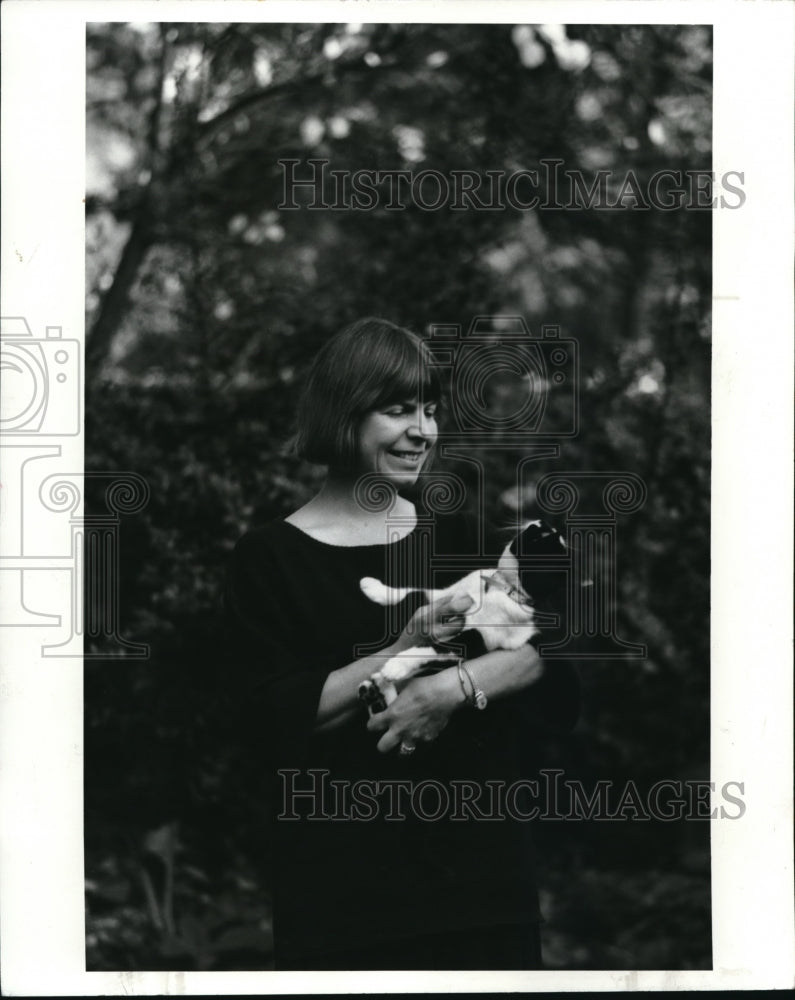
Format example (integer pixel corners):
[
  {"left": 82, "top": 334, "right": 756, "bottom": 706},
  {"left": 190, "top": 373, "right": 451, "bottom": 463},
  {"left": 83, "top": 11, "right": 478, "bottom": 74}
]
[
  {"left": 447, "top": 594, "right": 475, "bottom": 614},
  {"left": 366, "top": 711, "right": 390, "bottom": 733},
  {"left": 433, "top": 592, "right": 472, "bottom": 613},
  {"left": 376, "top": 728, "right": 403, "bottom": 754}
]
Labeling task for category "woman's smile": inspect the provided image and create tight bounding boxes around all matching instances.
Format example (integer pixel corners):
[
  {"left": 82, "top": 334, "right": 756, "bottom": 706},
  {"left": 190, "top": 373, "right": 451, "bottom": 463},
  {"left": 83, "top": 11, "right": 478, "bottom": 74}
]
[
  {"left": 386, "top": 448, "right": 425, "bottom": 464},
  {"left": 357, "top": 398, "right": 438, "bottom": 482}
]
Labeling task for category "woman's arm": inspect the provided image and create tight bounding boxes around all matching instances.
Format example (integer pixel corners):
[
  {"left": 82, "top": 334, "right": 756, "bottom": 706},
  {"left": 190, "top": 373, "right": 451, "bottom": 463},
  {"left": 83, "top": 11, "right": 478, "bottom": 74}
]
[
  {"left": 366, "top": 643, "right": 546, "bottom": 753},
  {"left": 314, "top": 591, "right": 475, "bottom": 733},
  {"left": 313, "top": 647, "right": 401, "bottom": 734}
]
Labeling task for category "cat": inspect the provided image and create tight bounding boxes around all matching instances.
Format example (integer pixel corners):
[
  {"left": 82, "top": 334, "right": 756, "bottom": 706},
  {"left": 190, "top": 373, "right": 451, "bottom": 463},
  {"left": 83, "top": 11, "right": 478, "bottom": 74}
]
[{"left": 358, "top": 519, "right": 566, "bottom": 711}]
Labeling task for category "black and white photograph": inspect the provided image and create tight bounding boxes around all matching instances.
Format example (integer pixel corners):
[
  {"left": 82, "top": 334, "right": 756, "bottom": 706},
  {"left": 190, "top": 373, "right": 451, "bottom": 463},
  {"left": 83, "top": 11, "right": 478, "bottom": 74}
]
[{"left": 0, "top": 0, "right": 793, "bottom": 993}]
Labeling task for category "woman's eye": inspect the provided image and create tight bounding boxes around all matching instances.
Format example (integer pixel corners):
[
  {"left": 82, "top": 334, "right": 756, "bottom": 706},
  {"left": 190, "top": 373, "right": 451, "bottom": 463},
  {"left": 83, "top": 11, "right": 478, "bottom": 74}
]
[{"left": 382, "top": 403, "right": 436, "bottom": 418}]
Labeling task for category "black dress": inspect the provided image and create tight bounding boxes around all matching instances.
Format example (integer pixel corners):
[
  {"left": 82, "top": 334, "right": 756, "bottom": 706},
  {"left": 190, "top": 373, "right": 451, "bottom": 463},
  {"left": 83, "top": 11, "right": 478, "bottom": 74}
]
[{"left": 224, "top": 509, "right": 579, "bottom": 969}]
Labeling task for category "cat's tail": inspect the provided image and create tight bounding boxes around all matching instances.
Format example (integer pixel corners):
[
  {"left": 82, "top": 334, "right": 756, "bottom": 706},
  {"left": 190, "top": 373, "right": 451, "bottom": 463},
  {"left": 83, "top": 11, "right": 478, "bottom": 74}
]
[{"left": 360, "top": 577, "right": 423, "bottom": 606}]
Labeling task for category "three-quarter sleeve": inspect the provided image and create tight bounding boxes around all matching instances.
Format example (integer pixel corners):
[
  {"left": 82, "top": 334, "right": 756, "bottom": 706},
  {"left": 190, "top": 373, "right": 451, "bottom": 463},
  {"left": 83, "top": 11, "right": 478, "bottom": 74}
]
[{"left": 223, "top": 530, "right": 334, "bottom": 770}]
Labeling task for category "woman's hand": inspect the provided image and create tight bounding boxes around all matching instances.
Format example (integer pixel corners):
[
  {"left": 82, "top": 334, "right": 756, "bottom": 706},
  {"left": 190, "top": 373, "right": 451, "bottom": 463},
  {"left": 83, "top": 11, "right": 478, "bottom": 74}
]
[
  {"left": 393, "top": 593, "right": 474, "bottom": 652},
  {"left": 366, "top": 667, "right": 466, "bottom": 754},
  {"left": 313, "top": 593, "right": 471, "bottom": 735},
  {"left": 366, "top": 643, "right": 549, "bottom": 751}
]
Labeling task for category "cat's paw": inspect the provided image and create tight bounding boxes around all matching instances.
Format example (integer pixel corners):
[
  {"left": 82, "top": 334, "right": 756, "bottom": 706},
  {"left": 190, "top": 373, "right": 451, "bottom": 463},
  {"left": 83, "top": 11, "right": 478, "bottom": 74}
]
[
  {"left": 358, "top": 676, "right": 387, "bottom": 712},
  {"left": 358, "top": 675, "right": 397, "bottom": 713},
  {"left": 380, "top": 646, "right": 438, "bottom": 682}
]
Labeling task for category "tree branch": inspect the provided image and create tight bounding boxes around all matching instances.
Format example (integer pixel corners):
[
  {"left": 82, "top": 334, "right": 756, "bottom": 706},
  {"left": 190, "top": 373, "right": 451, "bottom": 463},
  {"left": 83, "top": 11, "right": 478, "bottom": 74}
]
[{"left": 194, "top": 52, "right": 400, "bottom": 150}]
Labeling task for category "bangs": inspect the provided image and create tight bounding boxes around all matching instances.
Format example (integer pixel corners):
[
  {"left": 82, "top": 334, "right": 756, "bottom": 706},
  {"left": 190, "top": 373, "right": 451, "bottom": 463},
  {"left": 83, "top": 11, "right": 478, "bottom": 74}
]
[
  {"left": 353, "top": 327, "right": 443, "bottom": 414},
  {"left": 293, "top": 317, "right": 445, "bottom": 469}
]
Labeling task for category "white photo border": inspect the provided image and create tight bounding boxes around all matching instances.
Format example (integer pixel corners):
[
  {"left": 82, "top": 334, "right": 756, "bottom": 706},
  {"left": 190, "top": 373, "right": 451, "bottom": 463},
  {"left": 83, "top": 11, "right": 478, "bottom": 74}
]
[{"left": 1, "top": 0, "right": 792, "bottom": 993}]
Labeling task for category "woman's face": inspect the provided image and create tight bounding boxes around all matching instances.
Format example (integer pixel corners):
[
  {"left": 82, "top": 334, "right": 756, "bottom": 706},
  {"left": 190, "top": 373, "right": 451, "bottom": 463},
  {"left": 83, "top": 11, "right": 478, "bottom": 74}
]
[{"left": 356, "top": 397, "right": 438, "bottom": 486}]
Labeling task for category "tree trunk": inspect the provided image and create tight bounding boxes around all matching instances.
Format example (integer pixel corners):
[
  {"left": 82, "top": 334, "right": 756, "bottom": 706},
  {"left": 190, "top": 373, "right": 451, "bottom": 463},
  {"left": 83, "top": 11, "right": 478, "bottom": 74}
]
[{"left": 86, "top": 209, "right": 153, "bottom": 375}]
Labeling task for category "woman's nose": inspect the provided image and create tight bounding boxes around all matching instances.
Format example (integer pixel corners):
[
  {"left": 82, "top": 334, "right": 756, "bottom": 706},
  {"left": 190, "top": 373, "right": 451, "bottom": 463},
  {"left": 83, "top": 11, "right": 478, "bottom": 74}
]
[{"left": 408, "top": 409, "right": 436, "bottom": 440}]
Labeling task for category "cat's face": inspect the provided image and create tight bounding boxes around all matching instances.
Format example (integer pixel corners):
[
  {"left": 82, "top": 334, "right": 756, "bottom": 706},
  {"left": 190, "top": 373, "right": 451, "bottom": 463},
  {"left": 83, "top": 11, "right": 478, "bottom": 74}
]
[
  {"left": 504, "top": 519, "right": 567, "bottom": 605},
  {"left": 356, "top": 397, "right": 438, "bottom": 485}
]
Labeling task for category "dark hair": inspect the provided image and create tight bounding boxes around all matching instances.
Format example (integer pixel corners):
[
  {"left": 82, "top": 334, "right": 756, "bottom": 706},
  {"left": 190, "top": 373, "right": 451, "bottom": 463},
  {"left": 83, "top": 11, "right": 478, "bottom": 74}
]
[{"left": 293, "top": 317, "right": 443, "bottom": 469}]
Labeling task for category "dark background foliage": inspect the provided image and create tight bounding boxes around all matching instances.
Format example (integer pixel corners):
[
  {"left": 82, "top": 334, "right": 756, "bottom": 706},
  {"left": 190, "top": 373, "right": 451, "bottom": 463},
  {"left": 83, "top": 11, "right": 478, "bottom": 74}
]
[{"left": 84, "top": 21, "right": 712, "bottom": 971}]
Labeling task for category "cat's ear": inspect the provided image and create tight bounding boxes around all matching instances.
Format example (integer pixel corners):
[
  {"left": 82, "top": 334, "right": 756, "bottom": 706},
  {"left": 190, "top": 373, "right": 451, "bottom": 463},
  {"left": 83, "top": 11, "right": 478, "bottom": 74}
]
[{"left": 497, "top": 546, "right": 521, "bottom": 585}]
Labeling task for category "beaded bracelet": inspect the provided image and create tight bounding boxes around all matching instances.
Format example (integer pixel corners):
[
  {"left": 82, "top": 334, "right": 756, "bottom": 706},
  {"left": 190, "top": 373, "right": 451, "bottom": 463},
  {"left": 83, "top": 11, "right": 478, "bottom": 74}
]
[{"left": 456, "top": 661, "right": 488, "bottom": 710}]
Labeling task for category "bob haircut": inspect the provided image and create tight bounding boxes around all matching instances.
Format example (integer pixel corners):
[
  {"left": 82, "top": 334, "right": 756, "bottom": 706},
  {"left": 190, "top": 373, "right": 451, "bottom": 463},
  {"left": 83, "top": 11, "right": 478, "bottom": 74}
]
[{"left": 293, "top": 317, "right": 444, "bottom": 470}]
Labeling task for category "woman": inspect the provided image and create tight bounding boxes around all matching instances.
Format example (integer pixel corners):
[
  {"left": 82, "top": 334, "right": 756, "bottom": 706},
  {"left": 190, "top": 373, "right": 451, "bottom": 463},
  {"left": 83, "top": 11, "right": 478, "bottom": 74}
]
[{"left": 225, "top": 317, "right": 579, "bottom": 970}]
